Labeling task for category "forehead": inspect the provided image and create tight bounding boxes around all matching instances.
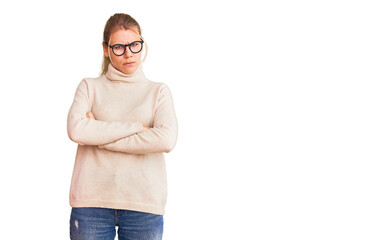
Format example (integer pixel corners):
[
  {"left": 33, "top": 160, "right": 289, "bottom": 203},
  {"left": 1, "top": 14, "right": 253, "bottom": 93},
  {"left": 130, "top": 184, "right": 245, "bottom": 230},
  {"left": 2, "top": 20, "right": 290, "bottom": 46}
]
[{"left": 110, "top": 29, "right": 140, "bottom": 44}]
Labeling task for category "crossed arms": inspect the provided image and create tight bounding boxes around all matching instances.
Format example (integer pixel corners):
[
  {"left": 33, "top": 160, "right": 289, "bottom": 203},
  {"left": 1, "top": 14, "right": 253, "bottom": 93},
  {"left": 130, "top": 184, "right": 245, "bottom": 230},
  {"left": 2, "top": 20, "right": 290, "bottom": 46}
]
[{"left": 67, "top": 79, "right": 178, "bottom": 154}]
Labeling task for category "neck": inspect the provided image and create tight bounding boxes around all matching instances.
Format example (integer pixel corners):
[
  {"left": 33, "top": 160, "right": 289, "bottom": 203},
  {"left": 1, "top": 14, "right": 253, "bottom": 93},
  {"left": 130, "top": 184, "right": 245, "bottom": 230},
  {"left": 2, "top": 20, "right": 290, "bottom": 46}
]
[{"left": 105, "top": 63, "right": 146, "bottom": 83}]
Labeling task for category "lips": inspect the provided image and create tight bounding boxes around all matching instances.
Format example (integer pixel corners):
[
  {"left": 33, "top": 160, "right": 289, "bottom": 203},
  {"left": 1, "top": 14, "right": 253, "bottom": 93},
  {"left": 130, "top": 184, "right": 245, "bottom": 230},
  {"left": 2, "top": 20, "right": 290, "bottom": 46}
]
[{"left": 124, "top": 62, "right": 135, "bottom": 65}]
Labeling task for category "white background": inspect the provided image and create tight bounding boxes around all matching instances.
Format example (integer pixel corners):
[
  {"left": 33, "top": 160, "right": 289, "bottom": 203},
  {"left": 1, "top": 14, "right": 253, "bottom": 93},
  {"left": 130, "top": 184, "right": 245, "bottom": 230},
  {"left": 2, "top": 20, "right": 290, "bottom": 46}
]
[{"left": 0, "top": 0, "right": 375, "bottom": 239}]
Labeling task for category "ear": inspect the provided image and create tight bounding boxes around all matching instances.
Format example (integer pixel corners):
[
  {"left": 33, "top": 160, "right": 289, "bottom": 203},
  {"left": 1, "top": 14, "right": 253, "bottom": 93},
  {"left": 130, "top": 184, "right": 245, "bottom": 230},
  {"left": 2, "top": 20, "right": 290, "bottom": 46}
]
[{"left": 103, "top": 42, "right": 109, "bottom": 57}]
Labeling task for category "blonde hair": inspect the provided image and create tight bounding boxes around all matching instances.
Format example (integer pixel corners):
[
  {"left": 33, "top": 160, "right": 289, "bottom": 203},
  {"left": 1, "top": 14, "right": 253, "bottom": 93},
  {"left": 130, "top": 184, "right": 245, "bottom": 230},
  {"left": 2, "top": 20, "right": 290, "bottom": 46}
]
[{"left": 101, "top": 13, "right": 148, "bottom": 76}]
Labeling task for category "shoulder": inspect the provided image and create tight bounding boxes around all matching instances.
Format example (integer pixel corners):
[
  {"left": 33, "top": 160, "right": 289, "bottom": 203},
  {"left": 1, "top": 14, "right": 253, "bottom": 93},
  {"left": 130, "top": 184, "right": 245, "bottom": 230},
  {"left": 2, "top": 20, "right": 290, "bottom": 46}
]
[
  {"left": 144, "top": 78, "right": 171, "bottom": 89},
  {"left": 73, "top": 76, "right": 104, "bottom": 99},
  {"left": 82, "top": 75, "right": 105, "bottom": 85},
  {"left": 76, "top": 76, "right": 106, "bottom": 92},
  {"left": 145, "top": 79, "right": 173, "bottom": 96}
]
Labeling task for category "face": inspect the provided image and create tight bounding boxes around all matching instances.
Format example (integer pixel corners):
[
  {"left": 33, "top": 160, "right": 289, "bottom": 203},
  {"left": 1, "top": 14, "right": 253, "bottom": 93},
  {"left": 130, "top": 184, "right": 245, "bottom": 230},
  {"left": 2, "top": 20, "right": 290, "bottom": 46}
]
[{"left": 103, "top": 28, "right": 143, "bottom": 75}]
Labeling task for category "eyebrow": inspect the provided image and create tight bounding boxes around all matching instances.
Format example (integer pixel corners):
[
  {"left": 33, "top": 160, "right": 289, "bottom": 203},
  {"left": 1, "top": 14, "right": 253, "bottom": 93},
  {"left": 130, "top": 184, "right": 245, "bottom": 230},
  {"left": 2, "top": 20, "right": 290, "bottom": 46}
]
[{"left": 108, "top": 39, "right": 142, "bottom": 45}]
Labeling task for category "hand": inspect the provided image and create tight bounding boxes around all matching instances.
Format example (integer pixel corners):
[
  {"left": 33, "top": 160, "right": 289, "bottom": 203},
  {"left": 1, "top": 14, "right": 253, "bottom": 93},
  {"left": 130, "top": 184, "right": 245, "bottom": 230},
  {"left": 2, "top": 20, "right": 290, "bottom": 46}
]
[
  {"left": 143, "top": 126, "right": 150, "bottom": 131},
  {"left": 86, "top": 111, "right": 96, "bottom": 120}
]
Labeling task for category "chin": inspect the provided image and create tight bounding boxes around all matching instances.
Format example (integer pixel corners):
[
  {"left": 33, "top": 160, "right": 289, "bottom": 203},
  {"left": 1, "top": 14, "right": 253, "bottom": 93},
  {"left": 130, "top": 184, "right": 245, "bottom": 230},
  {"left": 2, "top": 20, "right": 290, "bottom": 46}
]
[
  {"left": 122, "top": 69, "right": 135, "bottom": 74},
  {"left": 122, "top": 66, "right": 138, "bottom": 74}
]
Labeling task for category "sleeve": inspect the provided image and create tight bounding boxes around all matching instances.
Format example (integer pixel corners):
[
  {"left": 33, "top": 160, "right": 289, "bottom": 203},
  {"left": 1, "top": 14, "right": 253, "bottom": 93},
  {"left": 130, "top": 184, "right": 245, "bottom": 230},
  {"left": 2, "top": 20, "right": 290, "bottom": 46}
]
[
  {"left": 67, "top": 79, "right": 144, "bottom": 146},
  {"left": 98, "top": 83, "right": 178, "bottom": 154}
]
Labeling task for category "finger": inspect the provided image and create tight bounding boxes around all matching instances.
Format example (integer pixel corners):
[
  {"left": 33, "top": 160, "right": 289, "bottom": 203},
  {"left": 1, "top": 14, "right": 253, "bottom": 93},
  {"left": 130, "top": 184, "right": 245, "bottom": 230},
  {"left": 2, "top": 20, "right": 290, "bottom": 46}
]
[{"left": 86, "top": 112, "right": 95, "bottom": 119}]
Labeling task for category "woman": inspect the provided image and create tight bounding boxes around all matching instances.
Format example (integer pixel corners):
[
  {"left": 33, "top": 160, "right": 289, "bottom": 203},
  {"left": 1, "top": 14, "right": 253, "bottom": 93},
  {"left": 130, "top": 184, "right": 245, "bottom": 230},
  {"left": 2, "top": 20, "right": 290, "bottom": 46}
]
[{"left": 67, "top": 13, "right": 178, "bottom": 240}]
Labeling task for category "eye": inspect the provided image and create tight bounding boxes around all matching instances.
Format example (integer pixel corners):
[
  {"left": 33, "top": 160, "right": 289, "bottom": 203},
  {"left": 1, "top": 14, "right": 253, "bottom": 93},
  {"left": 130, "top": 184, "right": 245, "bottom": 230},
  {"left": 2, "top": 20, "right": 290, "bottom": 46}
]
[
  {"left": 114, "top": 45, "right": 124, "bottom": 50},
  {"left": 131, "top": 42, "right": 140, "bottom": 47}
]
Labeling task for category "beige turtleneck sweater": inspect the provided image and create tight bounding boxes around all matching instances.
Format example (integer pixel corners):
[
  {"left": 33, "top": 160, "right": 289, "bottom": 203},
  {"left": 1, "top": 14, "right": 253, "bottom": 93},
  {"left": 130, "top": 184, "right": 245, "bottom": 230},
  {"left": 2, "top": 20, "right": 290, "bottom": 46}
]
[{"left": 67, "top": 63, "right": 178, "bottom": 215}]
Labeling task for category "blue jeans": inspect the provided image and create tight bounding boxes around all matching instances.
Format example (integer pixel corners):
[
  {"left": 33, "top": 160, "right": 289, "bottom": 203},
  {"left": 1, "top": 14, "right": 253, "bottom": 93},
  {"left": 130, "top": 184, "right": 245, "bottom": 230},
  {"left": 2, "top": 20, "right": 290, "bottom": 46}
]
[{"left": 70, "top": 207, "right": 163, "bottom": 240}]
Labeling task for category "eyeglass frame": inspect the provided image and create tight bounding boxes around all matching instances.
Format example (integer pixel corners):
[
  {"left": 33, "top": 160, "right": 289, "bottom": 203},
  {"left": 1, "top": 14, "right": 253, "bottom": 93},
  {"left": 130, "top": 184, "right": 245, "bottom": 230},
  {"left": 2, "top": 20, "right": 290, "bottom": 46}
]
[{"left": 104, "top": 40, "right": 144, "bottom": 56}]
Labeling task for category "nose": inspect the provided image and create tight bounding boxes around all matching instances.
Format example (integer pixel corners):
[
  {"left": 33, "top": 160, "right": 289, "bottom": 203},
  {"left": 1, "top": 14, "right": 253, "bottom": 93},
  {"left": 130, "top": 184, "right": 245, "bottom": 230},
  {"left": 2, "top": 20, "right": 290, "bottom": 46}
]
[{"left": 124, "top": 46, "right": 133, "bottom": 58}]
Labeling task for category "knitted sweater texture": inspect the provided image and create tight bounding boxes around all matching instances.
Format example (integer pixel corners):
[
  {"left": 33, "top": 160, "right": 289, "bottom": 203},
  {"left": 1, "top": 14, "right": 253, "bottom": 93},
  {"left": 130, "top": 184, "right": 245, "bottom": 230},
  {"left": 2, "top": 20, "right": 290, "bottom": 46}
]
[{"left": 67, "top": 63, "right": 178, "bottom": 215}]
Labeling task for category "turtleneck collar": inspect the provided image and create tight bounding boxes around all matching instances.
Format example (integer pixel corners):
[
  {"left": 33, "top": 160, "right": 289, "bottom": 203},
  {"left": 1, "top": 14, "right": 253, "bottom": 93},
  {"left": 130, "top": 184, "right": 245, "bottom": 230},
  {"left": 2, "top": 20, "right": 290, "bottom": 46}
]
[{"left": 105, "top": 63, "right": 146, "bottom": 83}]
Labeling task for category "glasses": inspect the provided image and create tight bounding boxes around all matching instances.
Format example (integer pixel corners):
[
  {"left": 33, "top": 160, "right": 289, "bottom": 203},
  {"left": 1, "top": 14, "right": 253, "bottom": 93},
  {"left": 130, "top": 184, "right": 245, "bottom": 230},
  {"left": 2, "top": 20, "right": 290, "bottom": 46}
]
[{"left": 105, "top": 40, "right": 144, "bottom": 56}]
